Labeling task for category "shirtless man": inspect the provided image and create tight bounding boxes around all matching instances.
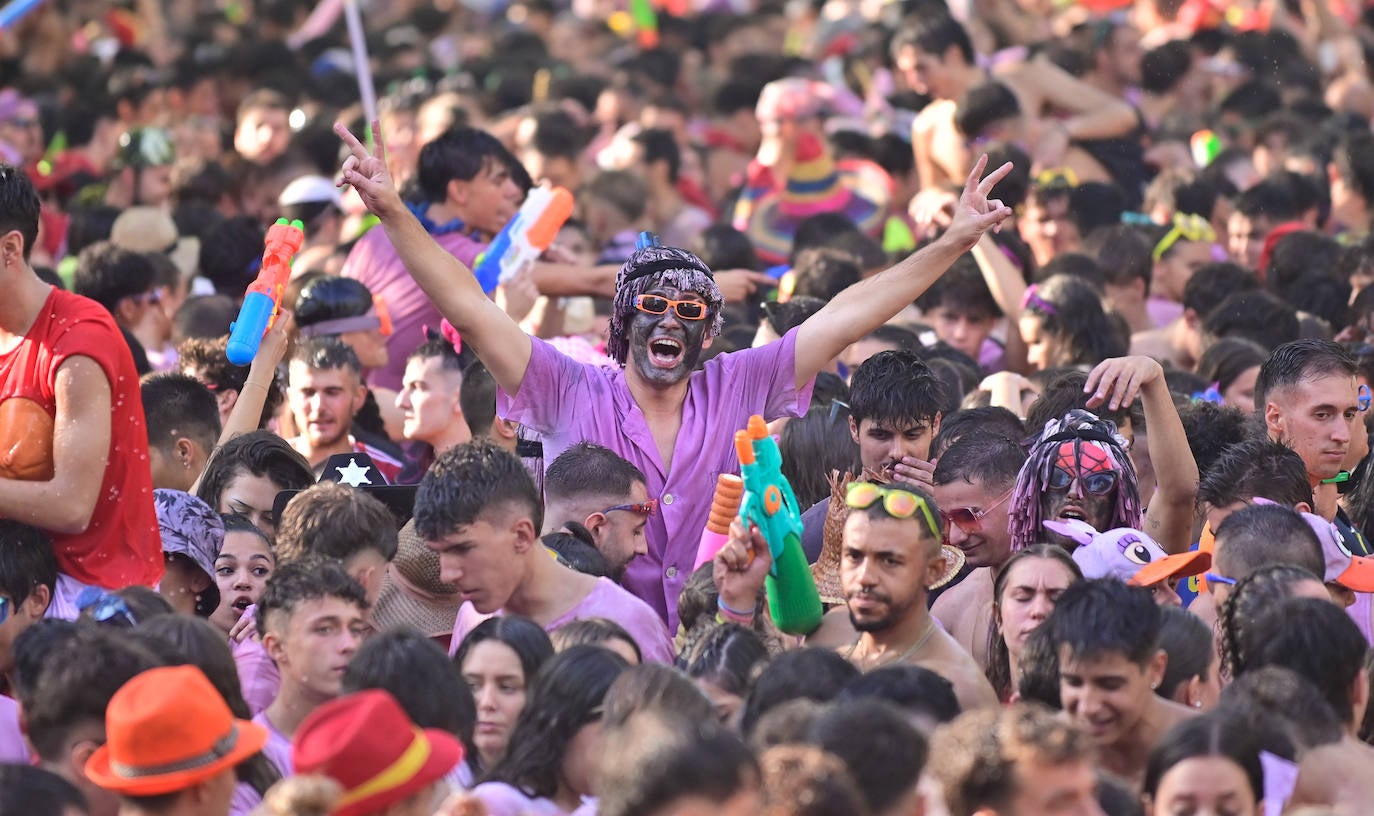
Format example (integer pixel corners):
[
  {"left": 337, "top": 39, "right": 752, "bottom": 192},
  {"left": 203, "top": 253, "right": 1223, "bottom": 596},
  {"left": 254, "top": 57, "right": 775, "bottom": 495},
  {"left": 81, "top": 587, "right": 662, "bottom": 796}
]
[
  {"left": 715, "top": 482, "right": 999, "bottom": 711},
  {"left": 1046, "top": 579, "right": 1195, "bottom": 789},
  {"left": 930, "top": 433, "right": 1025, "bottom": 672},
  {"left": 893, "top": 16, "right": 1137, "bottom": 201}
]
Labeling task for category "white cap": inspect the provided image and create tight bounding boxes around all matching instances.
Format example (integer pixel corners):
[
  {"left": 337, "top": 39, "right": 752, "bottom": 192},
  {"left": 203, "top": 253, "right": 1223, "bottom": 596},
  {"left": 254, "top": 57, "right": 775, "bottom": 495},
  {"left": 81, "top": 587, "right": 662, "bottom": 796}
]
[{"left": 279, "top": 175, "right": 342, "bottom": 209}]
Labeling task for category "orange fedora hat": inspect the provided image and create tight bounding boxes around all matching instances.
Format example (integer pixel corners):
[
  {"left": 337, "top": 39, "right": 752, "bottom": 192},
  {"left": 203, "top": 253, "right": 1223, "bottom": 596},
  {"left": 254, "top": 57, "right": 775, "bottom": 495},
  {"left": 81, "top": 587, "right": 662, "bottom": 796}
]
[
  {"left": 292, "top": 690, "right": 463, "bottom": 816},
  {"left": 86, "top": 665, "right": 268, "bottom": 796}
]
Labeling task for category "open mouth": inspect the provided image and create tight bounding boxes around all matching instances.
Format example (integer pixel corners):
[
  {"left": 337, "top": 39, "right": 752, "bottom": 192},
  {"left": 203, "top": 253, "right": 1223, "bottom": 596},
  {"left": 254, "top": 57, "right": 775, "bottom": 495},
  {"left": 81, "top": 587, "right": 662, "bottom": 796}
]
[
  {"left": 231, "top": 596, "right": 253, "bottom": 612},
  {"left": 1057, "top": 507, "right": 1087, "bottom": 522},
  {"left": 647, "top": 337, "right": 685, "bottom": 368}
]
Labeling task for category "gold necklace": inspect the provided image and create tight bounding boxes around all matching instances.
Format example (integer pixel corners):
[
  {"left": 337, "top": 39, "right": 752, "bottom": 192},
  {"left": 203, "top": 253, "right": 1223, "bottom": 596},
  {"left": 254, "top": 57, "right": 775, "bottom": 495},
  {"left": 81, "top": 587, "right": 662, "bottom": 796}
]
[{"left": 845, "top": 618, "right": 937, "bottom": 669}]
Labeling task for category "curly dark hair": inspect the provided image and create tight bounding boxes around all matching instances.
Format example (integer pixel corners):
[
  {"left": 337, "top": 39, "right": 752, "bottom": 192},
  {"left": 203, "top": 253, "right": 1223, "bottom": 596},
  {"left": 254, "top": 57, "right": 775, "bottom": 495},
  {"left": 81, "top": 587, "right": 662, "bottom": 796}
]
[{"left": 178, "top": 335, "right": 285, "bottom": 427}]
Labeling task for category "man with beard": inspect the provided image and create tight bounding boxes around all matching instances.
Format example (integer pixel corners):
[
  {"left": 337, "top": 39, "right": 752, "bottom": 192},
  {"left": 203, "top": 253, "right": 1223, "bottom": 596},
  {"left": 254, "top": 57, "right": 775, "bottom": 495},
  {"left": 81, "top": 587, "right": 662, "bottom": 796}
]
[
  {"left": 543, "top": 443, "right": 652, "bottom": 581},
  {"left": 336, "top": 122, "right": 1014, "bottom": 628},
  {"left": 286, "top": 337, "right": 404, "bottom": 483},
  {"left": 1010, "top": 355, "right": 1197, "bottom": 554},
  {"left": 715, "top": 481, "right": 999, "bottom": 711},
  {"left": 931, "top": 433, "right": 1026, "bottom": 672}
]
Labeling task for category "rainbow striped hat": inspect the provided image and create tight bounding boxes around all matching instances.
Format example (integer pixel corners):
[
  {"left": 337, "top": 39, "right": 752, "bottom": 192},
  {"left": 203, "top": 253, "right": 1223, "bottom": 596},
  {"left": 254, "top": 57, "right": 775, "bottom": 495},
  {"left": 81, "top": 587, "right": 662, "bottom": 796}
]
[{"left": 744, "top": 131, "right": 890, "bottom": 264}]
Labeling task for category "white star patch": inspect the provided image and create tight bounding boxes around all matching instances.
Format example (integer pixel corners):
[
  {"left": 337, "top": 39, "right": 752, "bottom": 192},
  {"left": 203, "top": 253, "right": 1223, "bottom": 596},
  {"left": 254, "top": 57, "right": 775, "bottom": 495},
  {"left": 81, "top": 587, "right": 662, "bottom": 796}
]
[{"left": 336, "top": 457, "right": 373, "bottom": 487}]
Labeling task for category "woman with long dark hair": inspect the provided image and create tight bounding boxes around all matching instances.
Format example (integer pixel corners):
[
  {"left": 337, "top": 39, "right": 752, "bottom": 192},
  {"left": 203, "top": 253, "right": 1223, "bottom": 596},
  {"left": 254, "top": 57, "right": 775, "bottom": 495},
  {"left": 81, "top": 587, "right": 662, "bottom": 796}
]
[
  {"left": 1019, "top": 274, "right": 1127, "bottom": 372},
  {"left": 195, "top": 431, "right": 314, "bottom": 543},
  {"left": 986, "top": 544, "right": 1082, "bottom": 701},
  {"left": 453, "top": 616, "right": 555, "bottom": 775},
  {"left": 473, "top": 645, "right": 628, "bottom": 815}
]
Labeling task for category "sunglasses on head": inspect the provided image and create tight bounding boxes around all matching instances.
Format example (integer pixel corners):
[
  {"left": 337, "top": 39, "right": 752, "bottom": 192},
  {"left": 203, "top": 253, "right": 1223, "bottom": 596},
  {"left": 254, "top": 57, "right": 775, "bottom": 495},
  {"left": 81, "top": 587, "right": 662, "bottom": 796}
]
[
  {"left": 1033, "top": 167, "right": 1078, "bottom": 191},
  {"left": 634, "top": 294, "right": 707, "bottom": 321},
  {"left": 940, "top": 488, "right": 1014, "bottom": 535},
  {"left": 1047, "top": 467, "right": 1118, "bottom": 495},
  {"left": 846, "top": 482, "right": 941, "bottom": 541},
  {"left": 1152, "top": 213, "right": 1217, "bottom": 261},
  {"left": 76, "top": 587, "right": 138, "bottom": 628},
  {"left": 601, "top": 499, "right": 659, "bottom": 517}
]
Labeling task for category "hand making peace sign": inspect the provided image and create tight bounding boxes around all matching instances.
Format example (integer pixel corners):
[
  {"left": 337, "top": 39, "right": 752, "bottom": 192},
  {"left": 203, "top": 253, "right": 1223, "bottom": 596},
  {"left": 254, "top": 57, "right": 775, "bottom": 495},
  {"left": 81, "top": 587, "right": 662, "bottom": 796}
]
[
  {"left": 335, "top": 120, "right": 402, "bottom": 220},
  {"left": 942, "top": 154, "right": 1015, "bottom": 254}
]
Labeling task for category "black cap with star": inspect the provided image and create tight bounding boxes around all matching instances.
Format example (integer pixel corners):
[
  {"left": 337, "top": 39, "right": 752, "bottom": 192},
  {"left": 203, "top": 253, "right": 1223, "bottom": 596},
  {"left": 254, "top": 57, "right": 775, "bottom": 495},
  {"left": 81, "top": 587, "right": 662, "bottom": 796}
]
[{"left": 273, "top": 452, "right": 417, "bottom": 529}]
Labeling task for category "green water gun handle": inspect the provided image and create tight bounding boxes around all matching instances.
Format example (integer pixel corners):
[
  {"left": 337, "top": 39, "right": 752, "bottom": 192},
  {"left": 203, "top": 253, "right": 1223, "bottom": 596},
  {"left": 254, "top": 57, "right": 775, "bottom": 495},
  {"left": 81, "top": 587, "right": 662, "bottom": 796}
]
[{"left": 736, "top": 415, "right": 822, "bottom": 635}]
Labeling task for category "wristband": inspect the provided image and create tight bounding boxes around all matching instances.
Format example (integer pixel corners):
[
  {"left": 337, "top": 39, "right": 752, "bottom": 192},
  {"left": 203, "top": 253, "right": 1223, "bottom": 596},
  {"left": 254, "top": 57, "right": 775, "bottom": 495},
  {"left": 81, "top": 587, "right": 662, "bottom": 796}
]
[{"left": 717, "top": 597, "right": 755, "bottom": 622}]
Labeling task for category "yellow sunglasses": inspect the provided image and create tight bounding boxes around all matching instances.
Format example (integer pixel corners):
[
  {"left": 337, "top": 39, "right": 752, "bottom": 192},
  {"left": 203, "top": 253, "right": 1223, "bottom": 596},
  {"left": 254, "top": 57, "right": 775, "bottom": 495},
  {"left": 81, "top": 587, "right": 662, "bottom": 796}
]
[
  {"left": 1152, "top": 213, "right": 1217, "bottom": 261},
  {"left": 1033, "top": 167, "right": 1079, "bottom": 191},
  {"left": 845, "top": 482, "right": 942, "bottom": 541}
]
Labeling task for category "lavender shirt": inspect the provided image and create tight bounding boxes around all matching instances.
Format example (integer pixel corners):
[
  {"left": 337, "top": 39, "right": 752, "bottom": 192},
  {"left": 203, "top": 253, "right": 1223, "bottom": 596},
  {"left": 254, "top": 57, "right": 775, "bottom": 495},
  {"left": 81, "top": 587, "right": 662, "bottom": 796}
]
[
  {"left": 448, "top": 577, "right": 675, "bottom": 664},
  {"left": 252, "top": 711, "right": 294, "bottom": 777},
  {"left": 1147, "top": 296, "right": 1184, "bottom": 329},
  {"left": 471, "top": 782, "right": 572, "bottom": 816},
  {"left": 341, "top": 225, "right": 485, "bottom": 392},
  {"left": 0, "top": 695, "right": 28, "bottom": 764},
  {"left": 500, "top": 330, "right": 814, "bottom": 629},
  {"left": 234, "top": 635, "right": 280, "bottom": 717}
]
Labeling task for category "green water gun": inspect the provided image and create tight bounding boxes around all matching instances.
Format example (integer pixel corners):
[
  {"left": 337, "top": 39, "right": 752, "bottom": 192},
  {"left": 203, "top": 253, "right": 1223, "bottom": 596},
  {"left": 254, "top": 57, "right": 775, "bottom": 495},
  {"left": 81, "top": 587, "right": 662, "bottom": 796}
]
[{"left": 736, "top": 415, "right": 823, "bottom": 635}]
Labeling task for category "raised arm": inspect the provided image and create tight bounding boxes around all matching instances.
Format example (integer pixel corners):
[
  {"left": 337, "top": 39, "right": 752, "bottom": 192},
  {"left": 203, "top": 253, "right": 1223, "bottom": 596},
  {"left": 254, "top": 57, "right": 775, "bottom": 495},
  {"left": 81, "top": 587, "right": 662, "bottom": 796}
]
[
  {"left": 793, "top": 156, "right": 1014, "bottom": 389},
  {"left": 1012, "top": 58, "right": 1139, "bottom": 141},
  {"left": 1084, "top": 356, "right": 1198, "bottom": 554},
  {"left": 0, "top": 357, "right": 112, "bottom": 534},
  {"left": 336, "top": 121, "right": 532, "bottom": 397}
]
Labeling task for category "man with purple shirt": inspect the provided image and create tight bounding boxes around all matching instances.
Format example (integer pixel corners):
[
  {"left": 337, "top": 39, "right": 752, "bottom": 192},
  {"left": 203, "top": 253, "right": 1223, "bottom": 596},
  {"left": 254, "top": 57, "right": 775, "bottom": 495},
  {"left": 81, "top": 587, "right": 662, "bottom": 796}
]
[
  {"left": 338, "top": 121, "right": 1014, "bottom": 627},
  {"left": 418, "top": 440, "right": 673, "bottom": 663}
]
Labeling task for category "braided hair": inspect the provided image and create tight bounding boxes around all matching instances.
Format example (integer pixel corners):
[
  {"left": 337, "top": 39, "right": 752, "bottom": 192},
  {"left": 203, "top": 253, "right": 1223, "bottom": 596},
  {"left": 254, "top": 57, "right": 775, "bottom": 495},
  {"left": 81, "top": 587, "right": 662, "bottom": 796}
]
[
  {"left": 1218, "top": 564, "right": 1320, "bottom": 680},
  {"left": 1009, "top": 409, "right": 1140, "bottom": 551},
  {"left": 605, "top": 245, "right": 725, "bottom": 365}
]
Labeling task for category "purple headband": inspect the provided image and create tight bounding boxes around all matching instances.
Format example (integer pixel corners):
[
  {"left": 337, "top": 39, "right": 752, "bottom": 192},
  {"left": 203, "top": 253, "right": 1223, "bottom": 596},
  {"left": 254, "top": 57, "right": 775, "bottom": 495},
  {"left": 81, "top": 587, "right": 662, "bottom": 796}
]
[
  {"left": 605, "top": 245, "right": 724, "bottom": 365},
  {"left": 298, "top": 313, "right": 382, "bottom": 337},
  {"left": 1021, "top": 284, "right": 1058, "bottom": 316}
]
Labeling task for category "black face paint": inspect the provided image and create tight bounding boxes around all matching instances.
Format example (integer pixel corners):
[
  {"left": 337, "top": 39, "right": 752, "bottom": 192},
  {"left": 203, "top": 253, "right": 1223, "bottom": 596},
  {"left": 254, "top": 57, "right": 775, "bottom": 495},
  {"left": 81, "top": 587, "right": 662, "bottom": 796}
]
[{"left": 627, "top": 285, "right": 710, "bottom": 387}]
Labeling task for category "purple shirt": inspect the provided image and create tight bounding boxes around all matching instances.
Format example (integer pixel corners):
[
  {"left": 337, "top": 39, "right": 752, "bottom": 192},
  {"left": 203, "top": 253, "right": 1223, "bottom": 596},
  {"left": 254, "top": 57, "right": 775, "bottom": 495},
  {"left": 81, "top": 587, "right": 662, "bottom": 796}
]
[
  {"left": 0, "top": 695, "right": 28, "bottom": 764},
  {"left": 471, "top": 782, "right": 571, "bottom": 816},
  {"left": 341, "top": 224, "right": 486, "bottom": 392},
  {"left": 448, "top": 577, "right": 675, "bottom": 663},
  {"left": 252, "top": 711, "right": 293, "bottom": 777},
  {"left": 500, "top": 329, "right": 814, "bottom": 629},
  {"left": 234, "top": 635, "right": 280, "bottom": 717},
  {"left": 230, "top": 783, "right": 262, "bottom": 816},
  {"left": 1147, "top": 296, "right": 1184, "bottom": 328}
]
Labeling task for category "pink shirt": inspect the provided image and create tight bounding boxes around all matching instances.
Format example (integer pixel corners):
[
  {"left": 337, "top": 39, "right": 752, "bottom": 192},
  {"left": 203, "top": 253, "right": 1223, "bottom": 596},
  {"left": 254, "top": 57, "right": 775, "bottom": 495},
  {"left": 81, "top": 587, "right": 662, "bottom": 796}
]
[
  {"left": 471, "top": 782, "right": 571, "bottom": 816},
  {"left": 234, "top": 636, "right": 280, "bottom": 717},
  {"left": 449, "top": 577, "right": 675, "bottom": 664},
  {"left": 252, "top": 711, "right": 293, "bottom": 777},
  {"left": 500, "top": 330, "right": 812, "bottom": 629},
  {"left": 1147, "top": 296, "right": 1184, "bottom": 328},
  {"left": 341, "top": 224, "right": 485, "bottom": 392},
  {"left": 0, "top": 695, "right": 29, "bottom": 764}
]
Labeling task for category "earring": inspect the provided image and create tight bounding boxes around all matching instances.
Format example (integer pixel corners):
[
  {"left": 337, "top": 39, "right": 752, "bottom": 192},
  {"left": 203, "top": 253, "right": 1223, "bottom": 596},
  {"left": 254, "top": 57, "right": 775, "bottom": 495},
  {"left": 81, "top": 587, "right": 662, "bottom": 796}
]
[
  {"left": 1193, "top": 701, "right": 1202, "bottom": 708},
  {"left": 1151, "top": 681, "right": 1159, "bottom": 690}
]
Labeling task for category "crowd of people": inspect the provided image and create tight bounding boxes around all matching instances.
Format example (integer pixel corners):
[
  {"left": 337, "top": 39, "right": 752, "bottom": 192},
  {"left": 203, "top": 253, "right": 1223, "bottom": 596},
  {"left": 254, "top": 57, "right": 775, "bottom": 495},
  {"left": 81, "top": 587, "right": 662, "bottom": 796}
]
[{"left": 6, "top": 0, "right": 1374, "bottom": 813}]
